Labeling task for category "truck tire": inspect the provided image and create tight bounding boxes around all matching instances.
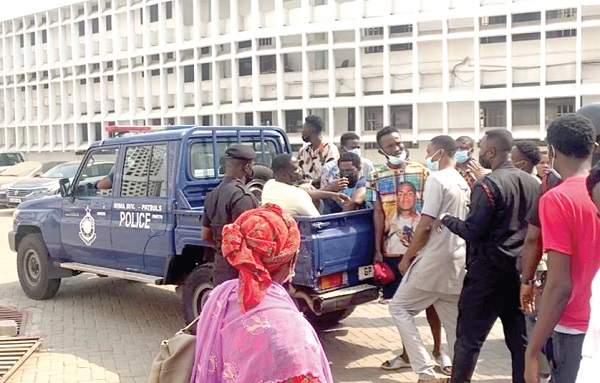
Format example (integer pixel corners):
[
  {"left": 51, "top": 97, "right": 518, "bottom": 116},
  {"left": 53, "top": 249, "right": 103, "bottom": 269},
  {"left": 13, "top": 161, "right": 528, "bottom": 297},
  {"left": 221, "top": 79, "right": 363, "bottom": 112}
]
[
  {"left": 182, "top": 263, "right": 213, "bottom": 324},
  {"left": 16, "top": 233, "right": 61, "bottom": 300}
]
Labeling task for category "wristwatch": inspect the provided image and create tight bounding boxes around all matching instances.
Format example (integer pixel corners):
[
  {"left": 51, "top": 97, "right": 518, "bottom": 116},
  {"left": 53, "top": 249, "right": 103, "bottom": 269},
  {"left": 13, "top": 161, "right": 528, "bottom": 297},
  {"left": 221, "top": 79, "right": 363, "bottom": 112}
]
[{"left": 519, "top": 274, "right": 536, "bottom": 285}]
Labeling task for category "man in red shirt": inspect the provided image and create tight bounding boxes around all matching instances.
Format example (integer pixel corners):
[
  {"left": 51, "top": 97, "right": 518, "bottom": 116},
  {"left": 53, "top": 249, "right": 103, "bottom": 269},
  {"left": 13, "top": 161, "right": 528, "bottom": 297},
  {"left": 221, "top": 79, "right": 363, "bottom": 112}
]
[{"left": 525, "top": 115, "right": 600, "bottom": 383}]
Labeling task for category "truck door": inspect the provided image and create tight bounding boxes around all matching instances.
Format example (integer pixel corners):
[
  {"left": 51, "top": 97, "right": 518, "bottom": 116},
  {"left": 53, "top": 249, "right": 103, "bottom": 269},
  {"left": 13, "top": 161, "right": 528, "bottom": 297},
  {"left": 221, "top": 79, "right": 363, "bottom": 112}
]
[
  {"left": 60, "top": 147, "right": 118, "bottom": 267},
  {"left": 110, "top": 143, "right": 170, "bottom": 274}
]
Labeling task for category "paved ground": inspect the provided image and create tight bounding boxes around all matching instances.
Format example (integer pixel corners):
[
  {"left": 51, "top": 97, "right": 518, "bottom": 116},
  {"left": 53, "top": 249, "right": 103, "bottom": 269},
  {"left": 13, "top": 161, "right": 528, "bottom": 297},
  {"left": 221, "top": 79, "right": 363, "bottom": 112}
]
[{"left": 0, "top": 209, "right": 512, "bottom": 383}]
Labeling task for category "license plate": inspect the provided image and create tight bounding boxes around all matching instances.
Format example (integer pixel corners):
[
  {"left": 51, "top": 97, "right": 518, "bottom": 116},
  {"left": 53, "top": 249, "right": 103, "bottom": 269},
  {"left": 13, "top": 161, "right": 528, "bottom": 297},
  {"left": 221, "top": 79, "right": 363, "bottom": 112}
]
[
  {"left": 9, "top": 198, "right": 21, "bottom": 203},
  {"left": 358, "top": 265, "right": 374, "bottom": 281}
]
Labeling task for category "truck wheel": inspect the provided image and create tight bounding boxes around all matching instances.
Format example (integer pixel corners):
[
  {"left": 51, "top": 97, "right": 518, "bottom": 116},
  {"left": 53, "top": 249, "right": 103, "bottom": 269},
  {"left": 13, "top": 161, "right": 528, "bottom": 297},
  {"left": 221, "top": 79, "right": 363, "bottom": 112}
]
[
  {"left": 17, "top": 233, "right": 61, "bottom": 300},
  {"left": 182, "top": 264, "right": 213, "bottom": 324}
]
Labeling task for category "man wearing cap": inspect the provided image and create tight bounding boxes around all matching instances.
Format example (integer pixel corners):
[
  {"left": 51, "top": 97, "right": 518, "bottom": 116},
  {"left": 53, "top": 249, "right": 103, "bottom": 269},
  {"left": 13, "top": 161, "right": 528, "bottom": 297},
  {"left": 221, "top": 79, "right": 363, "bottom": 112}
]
[{"left": 201, "top": 144, "right": 259, "bottom": 286}]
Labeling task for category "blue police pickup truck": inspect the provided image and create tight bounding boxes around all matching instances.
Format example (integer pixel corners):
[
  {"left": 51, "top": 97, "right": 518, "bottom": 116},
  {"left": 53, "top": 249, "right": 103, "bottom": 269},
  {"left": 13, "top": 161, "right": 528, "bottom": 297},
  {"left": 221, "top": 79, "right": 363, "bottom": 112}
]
[{"left": 9, "top": 126, "right": 378, "bottom": 326}]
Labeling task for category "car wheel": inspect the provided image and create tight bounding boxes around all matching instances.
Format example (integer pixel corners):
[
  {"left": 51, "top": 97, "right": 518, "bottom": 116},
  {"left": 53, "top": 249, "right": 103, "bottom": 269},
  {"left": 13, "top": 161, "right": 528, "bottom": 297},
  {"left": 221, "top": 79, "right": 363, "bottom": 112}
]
[
  {"left": 17, "top": 233, "right": 61, "bottom": 300},
  {"left": 182, "top": 263, "right": 213, "bottom": 324}
]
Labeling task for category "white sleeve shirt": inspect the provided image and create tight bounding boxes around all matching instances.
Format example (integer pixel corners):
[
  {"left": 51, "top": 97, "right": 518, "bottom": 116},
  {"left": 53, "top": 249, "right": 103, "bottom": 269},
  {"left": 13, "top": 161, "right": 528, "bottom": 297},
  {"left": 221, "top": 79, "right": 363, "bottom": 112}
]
[{"left": 261, "top": 179, "right": 320, "bottom": 217}]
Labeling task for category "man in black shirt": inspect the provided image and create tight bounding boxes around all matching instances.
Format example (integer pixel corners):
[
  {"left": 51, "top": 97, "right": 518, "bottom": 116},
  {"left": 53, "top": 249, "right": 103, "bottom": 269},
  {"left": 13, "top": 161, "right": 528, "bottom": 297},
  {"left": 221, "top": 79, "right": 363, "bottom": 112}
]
[
  {"left": 201, "top": 145, "right": 259, "bottom": 286},
  {"left": 440, "top": 129, "right": 540, "bottom": 383}
]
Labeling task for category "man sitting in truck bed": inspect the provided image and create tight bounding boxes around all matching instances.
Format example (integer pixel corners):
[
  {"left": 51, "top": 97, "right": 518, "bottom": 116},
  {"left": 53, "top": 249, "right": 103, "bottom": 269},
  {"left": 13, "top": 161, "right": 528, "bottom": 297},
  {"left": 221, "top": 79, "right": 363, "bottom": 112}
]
[
  {"left": 322, "top": 152, "right": 367, "bottom": 213},
  {"left": 262, "top": 154, "right": 349, "bottom": 216}
]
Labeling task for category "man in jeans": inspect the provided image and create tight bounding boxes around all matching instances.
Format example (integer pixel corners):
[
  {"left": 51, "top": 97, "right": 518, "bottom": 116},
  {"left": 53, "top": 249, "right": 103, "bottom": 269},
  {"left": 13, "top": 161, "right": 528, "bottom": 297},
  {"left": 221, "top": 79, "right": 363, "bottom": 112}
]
[
  {"left": 525, "top": 115, "right": 600, "bottom": 383},
  {"left": 391, "top": 135, "right": 470, "bottom": 382}
]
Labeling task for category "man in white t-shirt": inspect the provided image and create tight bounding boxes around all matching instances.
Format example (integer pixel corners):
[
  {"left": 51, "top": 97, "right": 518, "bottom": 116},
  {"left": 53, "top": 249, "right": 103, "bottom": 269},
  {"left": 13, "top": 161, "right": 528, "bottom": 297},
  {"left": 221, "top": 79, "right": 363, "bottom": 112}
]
[
  {"left": 390, "top": 135, "right": 471, "bottom": 383},
  {"left": 262, "top": 154, "right": 347, "bottom": 216}
]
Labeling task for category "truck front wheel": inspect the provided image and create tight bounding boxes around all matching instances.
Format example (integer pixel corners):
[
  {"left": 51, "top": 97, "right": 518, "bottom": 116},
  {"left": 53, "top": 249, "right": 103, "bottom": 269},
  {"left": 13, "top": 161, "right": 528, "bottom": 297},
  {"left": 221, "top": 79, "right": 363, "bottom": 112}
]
[
  {"left": 17, "top": 233, "right": 61, "bottom": 300},
  {"left": 182, "top": 263, "right": 213, "bottom": 324}
]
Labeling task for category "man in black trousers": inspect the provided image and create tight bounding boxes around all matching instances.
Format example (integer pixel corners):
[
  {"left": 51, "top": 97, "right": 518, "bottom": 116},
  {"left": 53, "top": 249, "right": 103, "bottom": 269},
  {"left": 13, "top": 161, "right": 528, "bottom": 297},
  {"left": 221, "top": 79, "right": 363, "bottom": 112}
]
[{"left": 439, "top": 129, "right": 540, "bottom": 383}]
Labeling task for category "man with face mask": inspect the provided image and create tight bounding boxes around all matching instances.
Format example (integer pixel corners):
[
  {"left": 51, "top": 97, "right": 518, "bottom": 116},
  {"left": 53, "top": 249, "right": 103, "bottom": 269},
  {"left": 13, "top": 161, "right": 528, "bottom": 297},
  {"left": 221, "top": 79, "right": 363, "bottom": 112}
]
[
  {"left": 454, "top": 136, "right": 477, "bottom": 189},
  {"left": 524, "top": 115, "right": 600, "bottom": 383},
  {"left": 320, "top": 132, "right": 374, "bottom": 191},
  {"left": 201, "top": 144, "right": 260, "bottom": 286},
  {"left": 511, "top": 141, "right": 542, "bottom": 183},
  {"left": 367, "top": 126, "right": 447, "bottom": 373},
  {"left": 439, "top": 129, "right": 540, "bottom": 383},
  {"left": 297, "top": 115, "right": 339, "bottom": 187},
  {"left": 388, "top": 135, "right": 470, "bottom": 383}
]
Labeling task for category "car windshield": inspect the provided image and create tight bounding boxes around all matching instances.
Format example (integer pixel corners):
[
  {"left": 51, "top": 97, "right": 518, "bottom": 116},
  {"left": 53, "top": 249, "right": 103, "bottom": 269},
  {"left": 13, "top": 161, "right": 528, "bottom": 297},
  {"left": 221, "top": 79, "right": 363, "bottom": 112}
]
[
  {"left": 1, "top": 162, "right": 40, "bottom": 177},
  {"left": 0, "top": 153, "right": 22, "bottom": 167},
  {"left": 43, "top": 163, "right": 80, "bottom": 179}
]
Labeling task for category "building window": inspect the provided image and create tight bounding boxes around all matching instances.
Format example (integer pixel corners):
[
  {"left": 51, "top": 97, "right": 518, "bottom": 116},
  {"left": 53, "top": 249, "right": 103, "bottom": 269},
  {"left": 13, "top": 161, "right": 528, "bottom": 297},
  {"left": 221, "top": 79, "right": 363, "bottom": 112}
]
[
  {"left": 106, "top": 61, "right": 113, "bottom": 69},
  {"left": 92, "top": 19, "right": 99, "bottom": 34},
  {"left": 19, "top": 35, "right": 24, "bottom": 48},
  {"left": 239, "top": 58, "right": 252, "bottom": 76},
  {"left": 480, "top": 15, "right": 507, "bottom": 26},
  {"left": 238, "top": 40, "right": 252, "bottom": 49},
  {"left": 390, "top": 106, "right": 412, "bottom": 130},
  {"left": 259, "top": 55, "right": 276, "bottom": 74},
  {"left": 142, "top": 4, "right": 159, "bottom": 23},
  {"left": 390, "top": 43, "right": 413, "bottom": 51},
  {"left": 557, "top": 104, "right": 575, "bottom": 116},
  {"left": 92, "top": 63, "right": 100, "bottom": 71},
  {"left": 42, "top": 30, "right": 47, "bottom": 44},
  {"left": 480, "top": 102, "right": 506, "bottom": 128},
  {"left": 480, "top": 36, "right": 506, "bottom": 44},
  {"left": 80, "top": 79, "right": 87, "bottom": 85},
  {"left": 202, "top": 116, "right": 211, "bottom": 126},
  {"left": 106, "top": 15, "right": 112, "bottom": 31},
  {"left": 78, "top": 21, "right": 85, "bottom": 36},
  {"left": 30, "top": 32, "right": 35, "bottom": 46},
  {"left": 201, "top": 63, "right": 211, "bottom": 81},
  {"left": 285, "top": 110, "right": 303, "bottom": 133},
  {"left": 201, "top": 46, "right": 210, "bottom": 55},
  {"left": 258, "top": 38, "right": 273, "bottom": 47},
  {"left": 93, "top": 77, "right": 101, "bottom": 83},
  {"left": 183, "top": 65, "right": 194, "bottom": 83},
  {"left": 364, "top": 106, "right": 383, "bottom": 131},
  {"left": 94, "top": 123, "right": 102, "bottom": 140},
  {"left": 107, "top": 75, "right": 114, "bottom": 81},
  {"left": 166, "top": 68, "right": 173, "bottom": 75},
  {"left": 547, "top": 8, "right": 576, "bottom": 20},
  {"left": 512, "top": 12, "right": 541, "bottom": 23},
  {"left": 364, "top": 46, "right": 384, "bottom": 54},
  {"left": 363, "top": 27, "right": 384, "bottom": 37},
  {"left": 512, "top": 32, "right": 540, "bottom": 42},
  {"left": 513, "top": 100, "right": 540, "bottom": 126},
  {"left": 166, "top": 2, "right": 173, "bottom": 19},
  {"left": 390, "top": 24, "right": 413, "bottom": 35},
  {"left": 79, "top": 124, "right": 89, "bottom": 142},
  {"left": 546, "top": 29, "right": 576, "bottom": 39}
]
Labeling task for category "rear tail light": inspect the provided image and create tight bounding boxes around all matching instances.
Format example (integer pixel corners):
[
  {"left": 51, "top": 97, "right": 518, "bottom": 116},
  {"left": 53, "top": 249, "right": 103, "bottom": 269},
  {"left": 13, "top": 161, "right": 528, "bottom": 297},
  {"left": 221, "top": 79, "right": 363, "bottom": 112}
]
[{"left": 318, "top": 272, "right": 348, "bottom": 290}]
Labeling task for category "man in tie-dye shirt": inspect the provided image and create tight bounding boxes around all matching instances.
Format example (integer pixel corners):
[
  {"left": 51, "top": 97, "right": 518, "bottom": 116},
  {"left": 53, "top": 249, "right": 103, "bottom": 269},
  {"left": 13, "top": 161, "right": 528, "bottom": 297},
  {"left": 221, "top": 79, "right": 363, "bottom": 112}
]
[{"left": 367, "top": 126, "right": 448, "bottom": 372}]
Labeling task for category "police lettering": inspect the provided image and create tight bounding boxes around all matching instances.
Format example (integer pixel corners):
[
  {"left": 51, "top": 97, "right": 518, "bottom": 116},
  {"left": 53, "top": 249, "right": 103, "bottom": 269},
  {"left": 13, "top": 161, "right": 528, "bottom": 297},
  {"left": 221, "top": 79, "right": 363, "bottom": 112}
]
[{"left": 119, "top": 211, "right": 151, "bottom": 229}]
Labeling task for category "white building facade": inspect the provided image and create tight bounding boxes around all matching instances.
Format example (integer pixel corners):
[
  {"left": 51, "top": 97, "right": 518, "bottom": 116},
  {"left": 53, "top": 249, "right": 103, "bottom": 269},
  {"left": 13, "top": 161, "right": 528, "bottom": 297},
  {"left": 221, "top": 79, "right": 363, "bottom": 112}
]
[{"left": 1, "top": 0, "right": 600, "bottom": 161}]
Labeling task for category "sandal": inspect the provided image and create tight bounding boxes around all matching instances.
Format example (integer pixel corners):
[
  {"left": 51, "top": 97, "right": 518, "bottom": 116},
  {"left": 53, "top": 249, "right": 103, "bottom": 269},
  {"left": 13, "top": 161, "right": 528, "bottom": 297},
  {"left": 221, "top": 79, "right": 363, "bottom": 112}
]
[
  {"left": 435, "top": 354, "right": 452, "bottom": 376},
  {"left": 381, "top": 354, "right": 410, "bottom": 370}
]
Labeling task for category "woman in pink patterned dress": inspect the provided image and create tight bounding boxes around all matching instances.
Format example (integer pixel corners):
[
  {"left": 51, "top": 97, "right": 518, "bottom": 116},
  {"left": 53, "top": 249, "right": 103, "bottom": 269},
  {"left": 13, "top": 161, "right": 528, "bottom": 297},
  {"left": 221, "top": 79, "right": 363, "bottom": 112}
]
[{"left": 190, "top": 204, "right": 334, "bottom": 383}]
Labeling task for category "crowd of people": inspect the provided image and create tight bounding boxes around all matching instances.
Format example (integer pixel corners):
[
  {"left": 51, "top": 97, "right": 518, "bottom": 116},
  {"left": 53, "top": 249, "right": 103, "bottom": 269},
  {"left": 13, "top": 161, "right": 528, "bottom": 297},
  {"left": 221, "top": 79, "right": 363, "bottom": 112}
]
[{"left": 195, "top": 105, "right": 600, "bottom": 383}]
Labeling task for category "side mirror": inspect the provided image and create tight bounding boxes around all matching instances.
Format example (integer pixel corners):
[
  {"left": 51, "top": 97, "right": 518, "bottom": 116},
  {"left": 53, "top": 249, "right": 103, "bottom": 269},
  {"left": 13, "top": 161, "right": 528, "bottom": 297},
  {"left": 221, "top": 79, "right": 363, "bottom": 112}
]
[{"left": 59, "top": 178, "right": 71, "bottom": 197}]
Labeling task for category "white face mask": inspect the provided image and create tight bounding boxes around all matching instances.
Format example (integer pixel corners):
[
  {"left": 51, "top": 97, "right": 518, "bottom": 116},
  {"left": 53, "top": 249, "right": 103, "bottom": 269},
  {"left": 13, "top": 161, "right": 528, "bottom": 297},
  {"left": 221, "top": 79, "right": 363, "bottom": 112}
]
[
  {"left": 387, "top": 151, "right": 407, "bottom": 166},
  {"left": 549, "top": 145, "right": 562, "bottom": 180},
  {"left": 348, "top": 148, "right": 362, "bottom": 158}
]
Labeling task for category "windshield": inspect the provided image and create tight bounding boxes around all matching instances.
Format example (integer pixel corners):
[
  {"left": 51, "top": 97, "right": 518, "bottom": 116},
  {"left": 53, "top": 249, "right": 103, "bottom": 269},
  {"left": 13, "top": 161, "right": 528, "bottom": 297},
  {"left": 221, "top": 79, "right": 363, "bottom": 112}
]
[
  {"left": 0, "top": 153, "right": 22, "bottom": 167},
  {"left": 2, "top": 162, "right": 40, "bottom": 177},
  {"left": 43, "top": 163, "right": 80, "bottom": 179}
]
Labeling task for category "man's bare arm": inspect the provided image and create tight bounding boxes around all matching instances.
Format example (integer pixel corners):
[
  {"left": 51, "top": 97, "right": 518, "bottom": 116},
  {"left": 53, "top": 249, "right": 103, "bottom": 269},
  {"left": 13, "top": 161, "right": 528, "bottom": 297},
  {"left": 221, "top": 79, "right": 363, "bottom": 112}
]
[{"left": 373, "top": 200, "right": 385, "bottom": 263}]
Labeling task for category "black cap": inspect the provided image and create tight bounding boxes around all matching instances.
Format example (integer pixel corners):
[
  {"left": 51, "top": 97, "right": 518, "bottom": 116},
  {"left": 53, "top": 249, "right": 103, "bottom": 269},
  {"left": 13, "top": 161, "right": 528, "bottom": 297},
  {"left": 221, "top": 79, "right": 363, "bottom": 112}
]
[{"left": 225, "top": 144, "right": 256, "bottom": 161}]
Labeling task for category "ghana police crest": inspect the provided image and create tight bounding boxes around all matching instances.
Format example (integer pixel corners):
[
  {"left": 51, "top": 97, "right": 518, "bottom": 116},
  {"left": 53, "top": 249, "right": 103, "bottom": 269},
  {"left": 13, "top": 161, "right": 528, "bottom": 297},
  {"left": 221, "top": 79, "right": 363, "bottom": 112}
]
[{"left": 79, "top": 207, "right": 97, "bottom": 246}]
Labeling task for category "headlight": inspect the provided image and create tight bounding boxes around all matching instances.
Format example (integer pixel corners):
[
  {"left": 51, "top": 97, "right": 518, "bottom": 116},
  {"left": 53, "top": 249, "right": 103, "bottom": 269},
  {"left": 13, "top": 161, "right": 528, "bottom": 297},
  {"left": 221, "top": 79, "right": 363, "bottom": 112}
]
[{"left": 0, "top": 184, "right": 10, "bottom": 190}]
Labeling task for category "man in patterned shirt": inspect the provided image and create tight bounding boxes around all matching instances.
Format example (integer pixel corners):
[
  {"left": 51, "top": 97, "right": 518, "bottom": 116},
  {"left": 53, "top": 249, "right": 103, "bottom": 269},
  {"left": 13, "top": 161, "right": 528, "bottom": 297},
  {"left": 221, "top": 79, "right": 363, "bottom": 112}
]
[
  {"left": 367, "top": 126, "right": 447, "bottom": 372},
  {"left": 298, "top": 115, "right": 339, "bottom": 187},
  {"left": 454, "top": 136, "right": 477, "bottom": 190}
]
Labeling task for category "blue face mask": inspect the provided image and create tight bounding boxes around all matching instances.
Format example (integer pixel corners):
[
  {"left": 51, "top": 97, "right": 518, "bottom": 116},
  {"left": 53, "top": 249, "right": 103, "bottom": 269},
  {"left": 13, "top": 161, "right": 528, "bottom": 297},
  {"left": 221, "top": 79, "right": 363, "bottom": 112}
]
[
  {"left": 454, "top": 150, "right": 470, "bottom": 164},
  {"left": 425, "top": 150, "right": 441, "bottom": 172},
  {"left": 387, "top": 152, "right": 407, "bottom": 166}
]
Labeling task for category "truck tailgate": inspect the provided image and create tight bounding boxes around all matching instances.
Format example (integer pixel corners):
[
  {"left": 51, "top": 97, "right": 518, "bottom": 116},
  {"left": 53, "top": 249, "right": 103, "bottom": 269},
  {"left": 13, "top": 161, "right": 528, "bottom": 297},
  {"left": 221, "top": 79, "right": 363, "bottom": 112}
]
[{"left": 294, "top": 209, "right": 374, "bottom": 289}]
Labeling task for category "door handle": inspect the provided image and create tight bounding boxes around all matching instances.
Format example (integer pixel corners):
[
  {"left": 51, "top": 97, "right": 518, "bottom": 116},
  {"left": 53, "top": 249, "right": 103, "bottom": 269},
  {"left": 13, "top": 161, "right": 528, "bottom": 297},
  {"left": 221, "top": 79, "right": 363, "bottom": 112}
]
[{"left": 312, "top": 222, "right": 331, "bottom": 230}]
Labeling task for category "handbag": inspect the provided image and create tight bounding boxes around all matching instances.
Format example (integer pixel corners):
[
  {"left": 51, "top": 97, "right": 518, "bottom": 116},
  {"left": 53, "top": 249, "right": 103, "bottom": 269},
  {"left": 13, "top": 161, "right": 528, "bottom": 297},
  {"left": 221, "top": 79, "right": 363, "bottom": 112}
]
[
  {"left": 148, "top": 316, "right": 200, "bottom": 383},
  {"left": 373, "top": 262, "right": 396, "bottom": 285}
]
